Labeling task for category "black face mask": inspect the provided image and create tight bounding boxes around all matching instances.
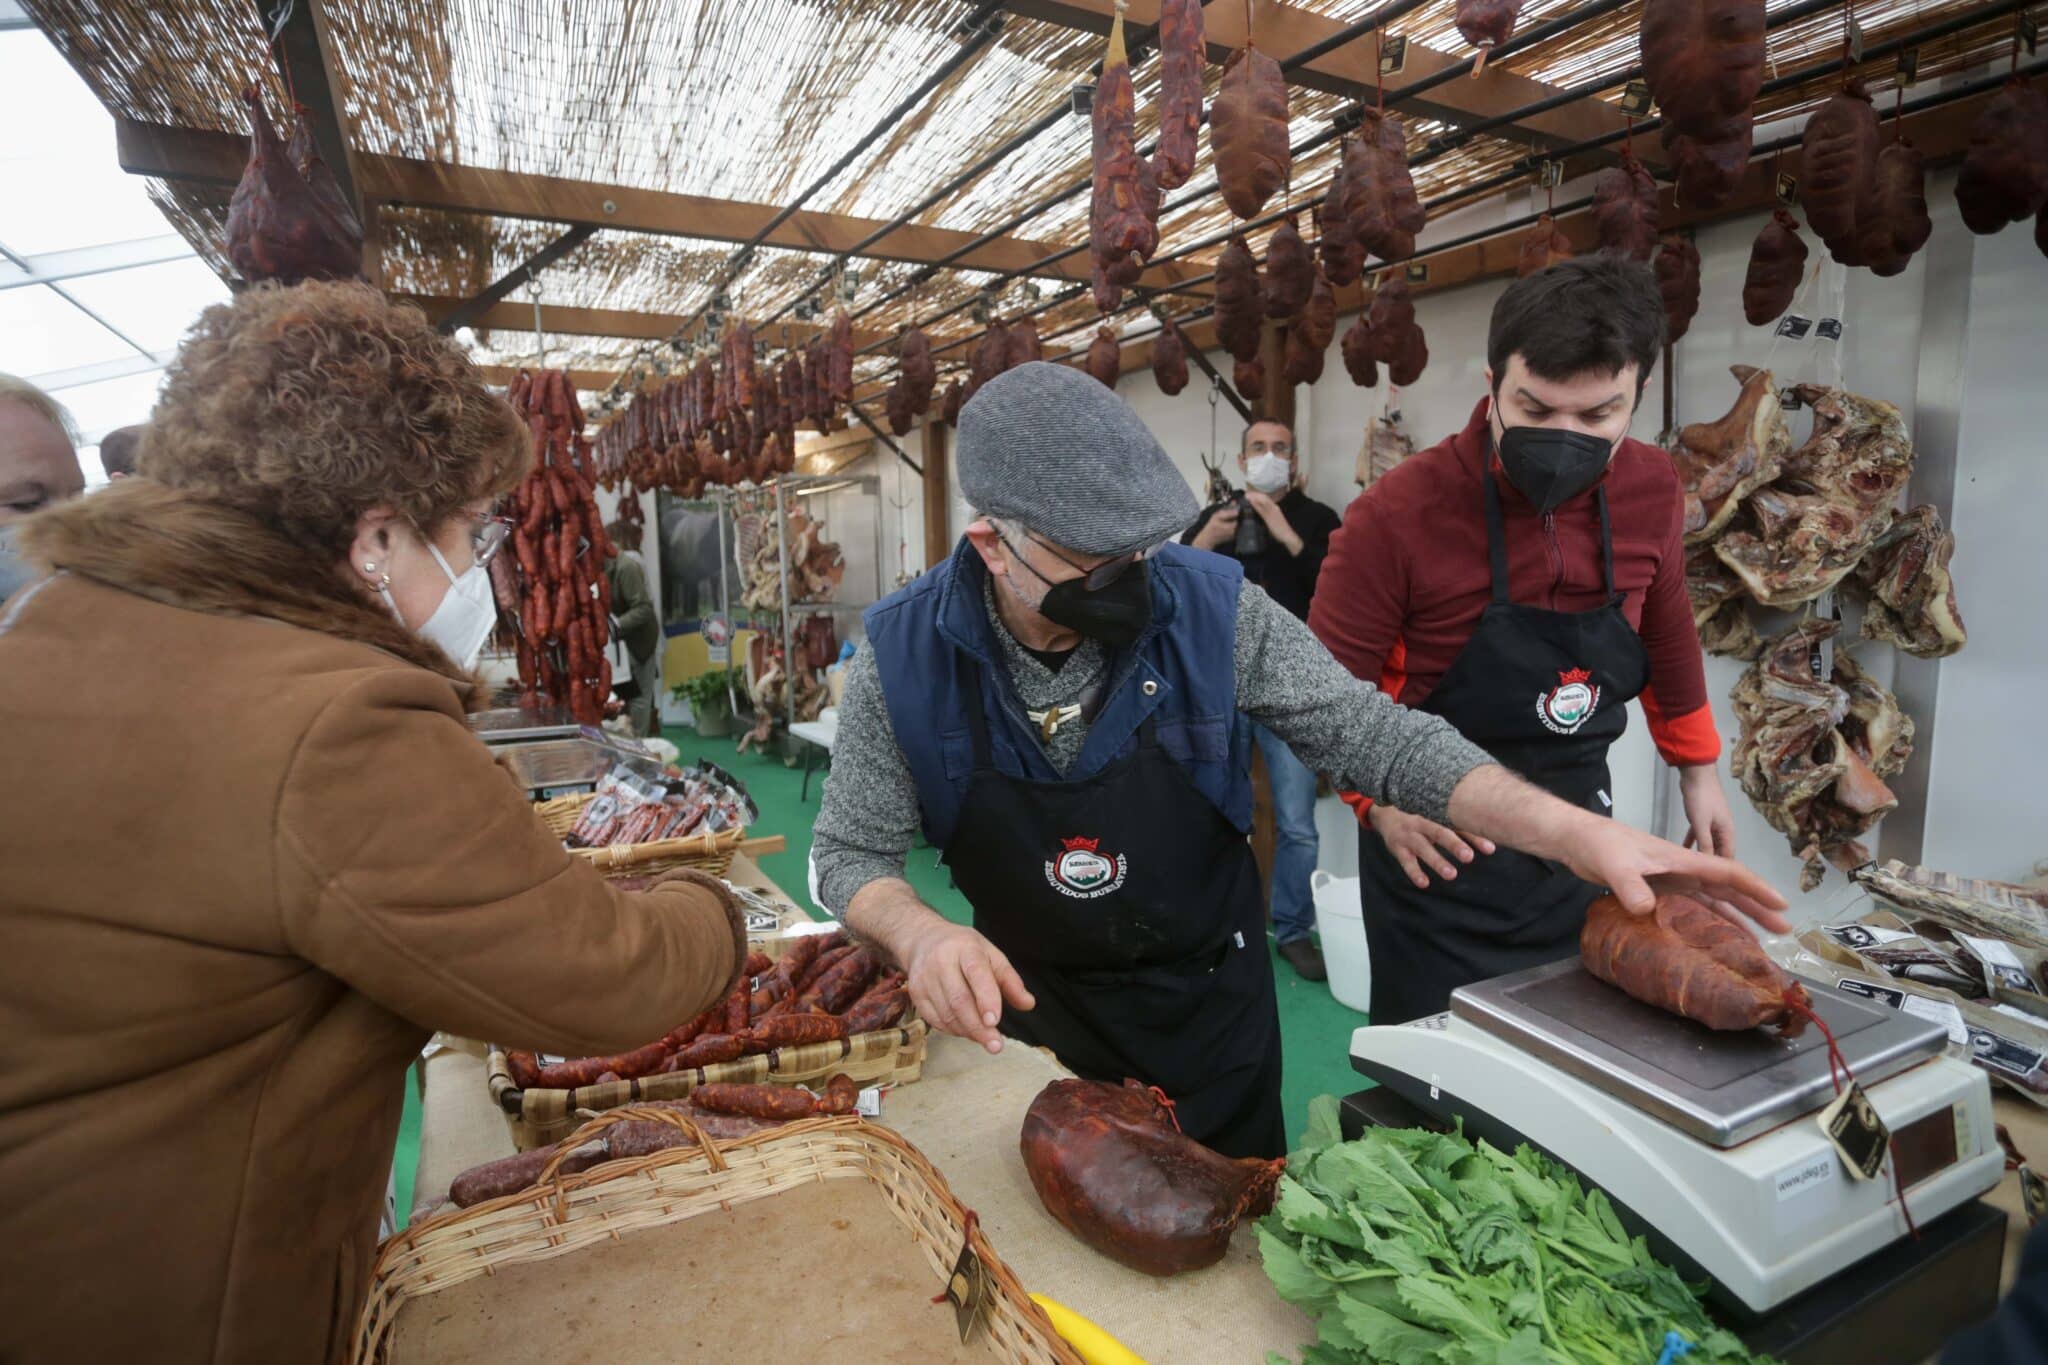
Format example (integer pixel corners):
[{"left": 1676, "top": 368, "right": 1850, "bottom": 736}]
[
  {"left": 1493, "top": 421, "right": 1614, "bottom": 514},
  {"left": 1037, "top": 562, "right": 1153, "bottom": 648}
]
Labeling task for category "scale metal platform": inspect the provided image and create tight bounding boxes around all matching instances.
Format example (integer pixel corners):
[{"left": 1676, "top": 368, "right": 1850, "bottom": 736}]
[
  {"left": 467, "top": 704, "right": 581, "bottom": 746},
  {"left": 1351, "top": 958, "right": 2004, "bottom": 1316}
]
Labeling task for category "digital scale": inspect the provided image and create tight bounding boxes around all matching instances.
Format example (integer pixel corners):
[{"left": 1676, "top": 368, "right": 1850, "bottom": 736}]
[{"left": 1348, "top": 959, "right": 2004, "bottom": 1319}]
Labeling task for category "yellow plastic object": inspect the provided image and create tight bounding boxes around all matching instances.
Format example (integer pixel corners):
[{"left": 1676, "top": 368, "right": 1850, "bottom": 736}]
[{"left": 1029, "top": 1293, "right": 1148, "bottom": 1365}]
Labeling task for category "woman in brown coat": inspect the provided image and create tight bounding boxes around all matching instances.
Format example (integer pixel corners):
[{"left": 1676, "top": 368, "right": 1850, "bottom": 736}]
[{"left": 0, "top": 283, "right": 747, "bottom": 1363}]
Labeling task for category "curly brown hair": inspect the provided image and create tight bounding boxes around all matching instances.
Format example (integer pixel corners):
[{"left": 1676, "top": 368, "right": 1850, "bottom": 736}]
[{"left": 139, "top": 281, "right": 528, "bottom": 555}]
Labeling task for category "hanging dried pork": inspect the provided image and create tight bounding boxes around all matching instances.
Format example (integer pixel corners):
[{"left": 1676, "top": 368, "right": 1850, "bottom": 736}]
[
  {"left": 941, "top": 379, "right": 966, "bottom": 425},
  {"left": 826, "top": 313, "right": 854, "bottom": 405},
  {"left": 1800, "top": 83, "right": 1881, "bottom": 266},
  {"left": 1342, "top": 109, "right": 1425, "bottom": 263},
  {"left": 1086, "top": 326, "right": 1122, "bottom": 389},
  {"left": 1262, "top": 214, "right": 1315, "bottom": 319},
  {"left": 1282, "top": 324, "right": 1325, "bottom": 387},
  {"left": 1856, "top": 139, "right": 1932, "bottom": 278},
  {"left": 1845, "top": 504, "right": 1967, "bottom": 659},
  {"left": 1639, "top": 0, "right": 1767, "bottom": 210},
  {"left": 1152, "top": 321, "right": 1189, "bottom": 396},
  {"left": 899, "top": 329, "right": 937, "bottom": 415},
  {"left": 970, "top": 320, "right": 1013, "bottom": 395},
  {"left": 1456, "top": 0, "right": 1523, "bottom": 51},
  {"left": 1151, "top": 0, "right": 1205, "bottom": 191},
  {"left": 1668, "top": 365, "right": 1789, "bottom": 542},
  {"left": 1297, "top": 273, "right": 1337, "bottom": 354},
  {"left": 225, "top": 87, "right": 362, "bottom": 285},
  {"left": 1653, "top": 233, "right": 1701, "bottom": 343},
  {"left": 1742, "top": 209, "right": 1809, "bottom": 325},
  {"left": 1340, "top": 317, "right": 1379, "bottom": 388},
  {"left": 1215, "top": 233, "right": 1266, "bottom": 362},
  {"left": 1315, "top": 187, "right": 1364, "bottom": 287},
  {"left": 1591, "top": 153, "right": 1660, "bottom": 262},
  {"left": 1006, "top": 316, "right": 1045, "bottom": 369},
  {"left": 1211, "top": 38, "right": 1290, "bottom": 220},
  {"left": 1386, "top": 319, "right": 1429, "bottom": 387},
  {"left": 1233, "top": 355, "right": 1266, "bottom": 402},
  {"left": 1955, "top": 77, "right": 2048, "bottom": 235},
  {"left": 1516, "top": 214, "right": 1575, "bottom": 277},
  {"left": 1091, "top": 10, "right": 1156, "bottom": 312}
]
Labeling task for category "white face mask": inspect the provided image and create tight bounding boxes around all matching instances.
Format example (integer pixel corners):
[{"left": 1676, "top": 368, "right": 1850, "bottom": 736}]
[
  {"left": 381, "top": 534, "right": 497, "bottom": 669},
  {"left": 1245, "top": 452, "right": 1293, "bottom": 494}
]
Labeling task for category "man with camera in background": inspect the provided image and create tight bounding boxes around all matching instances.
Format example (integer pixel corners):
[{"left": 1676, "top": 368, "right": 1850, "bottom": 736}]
[{"left": 1181, "top": 420, "right": 1341, "bottom": 981}]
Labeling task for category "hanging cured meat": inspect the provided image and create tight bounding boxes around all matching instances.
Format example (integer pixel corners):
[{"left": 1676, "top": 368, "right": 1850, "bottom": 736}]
[
  {"left": 225, "top": 87, "right": 363, "bottom": 285},
  {"left": 1639, "top": 0, "right": 1767, "bottom": 211},
  {"left": 970, "top": 320, "right": 1012, "bottom": 395},
  {"left": 1742, "top": 209, "right": 1809, "bottom": 325},
  {"left": 1151, "top": 0, "right": 1205, "bottom": 191},
  {"left": 1296, "top": 273, "right": 1337, "bottom": 354},
  {"left": 1343, "top": 109, "right": 1426, "bottom": 262},
  {"left": 1856, "top": 139, "right": 1933, "bottom": 278},
  {"left": 1732, "top": 618, "right": 1913, "bottom": 889},
  {"left": 884, "top": 379, "right": 915, "bottom": 437},
  {"left": 1386, "top": 319, "right": 1429, "bottom": 388},
  {"left": 941, "top": 379, "right": 965, "bottom": 425},
  {"left": 1314, "top": 192, "right": 1364, "bottom": 288},
  {"left": 1668, "top": 365, "right": 1790, "bottom": 542},
  {"left": 898, "top": 329, "right": 937, "bottom": 415},
  {"left": 1845, "top": 504, "right": 1967, "bottom": 659},
  {"left": 826, "top": 313, "right": 854, "bottom": 405},
  {"left": 1211, "top": 41, "right": 1291, "bottom": 220},
  {"left": 1340, "top": 317, "right": 1379, "bottom": 387},
  {"left": 1582, "top": 892, "right": 1811, "bottom": 1033},
  {"left": 1152, "top": 321, "right": 1189, "bottom": 396},
  {"left": 1215, "top": 234, "right": 1266, "bottom": 362},
  {"left": 1086, "top": 326, "right": 1122, "bottom": 389},
  {"left": 1006, "top": 316, "right": 1044, "bottom": 369},
  {"left": 1713, "top": 384, "right": 1915, "bottom": 608},
  {"left": 1686, "top": 545, "right": 1764, "bottom": 660},
  {"left": 1233, "top": 355, "right": 1266, "bottom": 402},
  {"left": 1456, "top": 0, "right": 1523, "bottom": 51},
  {"left": 1361, "top": 277, "right": 1427, "bottom": 386},
  {"left": 1262, "top": 215, "right": 1315, "bottom": 319},
  {"left": 1801, "top": 83, "right": 1881, "bottom": 266},
  {"left": 1955, "top": 78, "right": 2048, "bottom": 235},
  {"left": 1090, "top": 10, "right": 1155, "bottom": 313},
  {"left": 1591, "top": 153, "right": 1660, "bottom": 261},
  {"left": 1653, "top": 233, "right": 1701, "bottom": 343},
  {"left": 1282, "top": 324, "right": 1325, "bottom": 387},
  {"left": 1516, "top": 214, "right": 1576, "bottom": 277},
  {"left": 1019, "top": 1079, "right": 1285, "bottom": 1277}
]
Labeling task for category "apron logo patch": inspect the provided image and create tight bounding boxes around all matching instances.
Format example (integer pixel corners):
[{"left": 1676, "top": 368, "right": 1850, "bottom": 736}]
[
  {"left": 1536, "top": 667, "right": 1602, "bottom": 735},
  {"left": 1045, "top": 835, "right": 1129, "bottom": 899}
]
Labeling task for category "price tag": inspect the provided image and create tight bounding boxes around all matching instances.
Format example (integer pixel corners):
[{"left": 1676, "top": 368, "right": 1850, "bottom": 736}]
[
  {"left": 1404, "top": 262, "right": 1429, "bottom": 284},
  {"left": 1847, "top": 17, "right": 1866, "bottom": 64},
  {"left": 1775, "top": 313, "right": 1814, "bottom": 340},
  {"left": 1379, "top": 34, "right": 1408, "bottom": 75},
  {"left": 1820, "top": 1081, "right": 1891, "bottom": 1181},
  {"left": 1896, "top": 47, "right": 1920, "bottom": 87},
  {"left": 856, "top": 1085, "right": 884, "bottom": 1118},
  {"left": 943, "top": 1238, "right": 993, "bottom": 1343},
  {"left": 1620, "top": 81, "right": 1656, "bottom": 118},
  {"left": 1537, "top": 160, "right": 1562, "bottom": 188},
  {"left": 1776, "top": 171, "right": 1798, "bottom": 205},
  {"left": 2024, "top": 16, "right": 2040, "bottom": 56},
  {"left": 1069, "top": 83, "right": 1093, "bottom": 116},
  {"left": 1816, "top": 317, "right": 1843, "bottom": 341}
]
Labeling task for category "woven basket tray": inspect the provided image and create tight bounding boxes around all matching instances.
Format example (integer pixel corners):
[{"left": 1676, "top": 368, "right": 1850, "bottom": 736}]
[
  {"left": 535, "top": 790, "right": 744, "bottom": 878},
  {"left": 354, "top": 1109, "right": 1081, "bottom": 1365},
  {"left": 488, "top": 1018, "right": 930, "bottom": 1150}
]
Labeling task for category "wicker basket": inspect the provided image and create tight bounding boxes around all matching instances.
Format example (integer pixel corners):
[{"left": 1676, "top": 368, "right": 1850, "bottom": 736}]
[
  {"left": 488, "top": 1018, "right": 930, "bottom": 1149},
  {"left": 354, "top": 1109, "right": 1081, "bottom": 1365},
  {"left": 535, "top": 791, "right": 744, "bottom": 878}
]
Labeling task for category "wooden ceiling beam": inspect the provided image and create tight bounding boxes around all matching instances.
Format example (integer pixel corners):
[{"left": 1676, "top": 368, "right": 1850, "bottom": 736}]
[
  {"left": 115, "top": 118, "right": 1204, "bottom": 291},
  {"left": 1005, "top": 0, "right": 1657, "bottom": 166},
  {"left": 1105, "top": 89, "right": 1994, "bottom": 378},
  {"left": 397, "top": 295, "right": 894, "bottom": 351}
]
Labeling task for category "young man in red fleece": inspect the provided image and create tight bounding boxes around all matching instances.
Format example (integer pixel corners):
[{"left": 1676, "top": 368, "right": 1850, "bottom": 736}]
[{"left": 1307, "top": 255, "right": 1737, "bottom": 1023}]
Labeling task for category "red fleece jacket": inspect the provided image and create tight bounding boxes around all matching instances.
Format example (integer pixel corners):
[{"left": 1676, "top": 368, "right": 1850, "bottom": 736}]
[{"left": 1309, "top": 398, "right": 1720, "bottom": 817}]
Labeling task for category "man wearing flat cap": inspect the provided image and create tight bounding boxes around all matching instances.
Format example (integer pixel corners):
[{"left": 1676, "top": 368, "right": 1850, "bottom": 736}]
[{"left": 811, "top": 363, "right": 1784, "bottom": 1158}]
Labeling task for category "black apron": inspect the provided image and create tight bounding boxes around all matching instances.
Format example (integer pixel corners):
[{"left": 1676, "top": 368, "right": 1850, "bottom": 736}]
[
  {"left": 1360, "top": 475, "right": 1650, "bottom": 1024},
  {"left": 942, "top": 665, "right": 1286, "bottom": 1159}
]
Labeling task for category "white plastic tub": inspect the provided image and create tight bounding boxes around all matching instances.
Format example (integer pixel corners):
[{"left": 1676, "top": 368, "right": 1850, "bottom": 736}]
[{"left": 1310, "top": 870, "right": 1372, "bottom": 1015}]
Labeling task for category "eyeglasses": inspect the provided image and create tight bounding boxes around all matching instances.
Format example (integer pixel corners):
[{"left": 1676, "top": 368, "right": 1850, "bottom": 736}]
[
  {"left": 1246, "top": 439, "right": 1294, "bottom": 456},
  {"left": 998, "top": 526, "right": 1142, "bottom": 591},
  {"left": 473, "top": 512, "right": 515, "bottom": 567}
]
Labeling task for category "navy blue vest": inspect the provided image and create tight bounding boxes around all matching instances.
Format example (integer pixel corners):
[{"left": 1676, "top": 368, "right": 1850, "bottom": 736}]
[{"left": 865, "top": 539, "right": 1252, "bottom": 849}]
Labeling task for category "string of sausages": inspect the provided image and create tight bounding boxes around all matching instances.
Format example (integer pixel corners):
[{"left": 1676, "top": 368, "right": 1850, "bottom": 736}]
[
  {"left": 503, "top": 930, "right": 912, "bottom": 1093},
  {"left": 503, "top": 368, "right": 615, "bottom": 724}
]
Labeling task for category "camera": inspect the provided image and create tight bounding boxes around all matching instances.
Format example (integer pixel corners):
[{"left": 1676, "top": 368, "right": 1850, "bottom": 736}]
[{"left": 1227, "top": 491, "right": 1269, "bottom": 556}]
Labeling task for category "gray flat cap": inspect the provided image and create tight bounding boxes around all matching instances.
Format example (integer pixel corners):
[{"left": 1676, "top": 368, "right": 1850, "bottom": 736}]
[{"left": 956, "top": 361, "right": 1200, "bottom": 556}]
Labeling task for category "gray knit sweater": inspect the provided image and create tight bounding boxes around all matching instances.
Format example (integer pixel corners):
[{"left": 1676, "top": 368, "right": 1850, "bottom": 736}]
[{"left": 808, "top": 576, "right": 1491, "bottom": 916}]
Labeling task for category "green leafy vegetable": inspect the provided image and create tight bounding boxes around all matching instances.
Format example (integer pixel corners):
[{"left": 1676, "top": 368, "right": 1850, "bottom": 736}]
[{"left": 1259, "top": 1106, "right": 1776, "bottom": 1365}]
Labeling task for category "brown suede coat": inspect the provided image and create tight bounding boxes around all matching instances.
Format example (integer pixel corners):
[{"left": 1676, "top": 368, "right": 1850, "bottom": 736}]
[{"left": 0, "top": 480, "right": 746, "bottom": 1364}]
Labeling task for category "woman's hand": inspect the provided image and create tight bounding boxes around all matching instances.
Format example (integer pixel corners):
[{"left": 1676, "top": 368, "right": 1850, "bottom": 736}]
[
  {"left": 1678, "top": 763, "right": 1737, "bottom": 858},
  {"left": 1368, "top": 802, "right": 1497, "bottom": 889}
]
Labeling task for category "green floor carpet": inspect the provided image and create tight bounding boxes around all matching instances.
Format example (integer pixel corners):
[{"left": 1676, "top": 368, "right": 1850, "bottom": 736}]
[{"left": 387, "top": 722, "right": 1369, "bottom": 1225}]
